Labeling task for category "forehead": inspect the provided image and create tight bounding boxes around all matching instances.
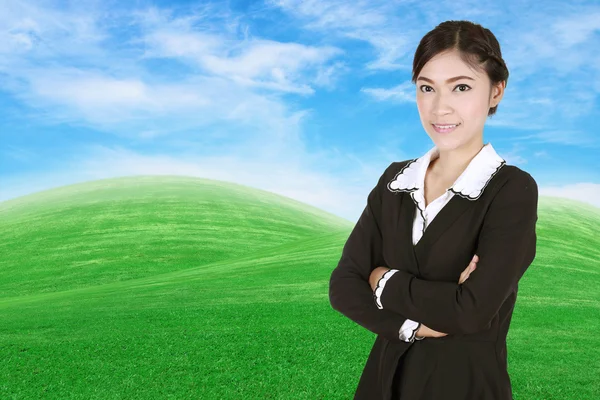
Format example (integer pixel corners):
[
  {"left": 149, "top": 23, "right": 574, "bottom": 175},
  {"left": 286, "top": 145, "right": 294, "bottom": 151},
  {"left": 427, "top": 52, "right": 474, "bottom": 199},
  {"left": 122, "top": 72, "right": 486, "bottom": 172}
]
[{"left": 419, "top": 50, "right": 484, "bottom": 81}]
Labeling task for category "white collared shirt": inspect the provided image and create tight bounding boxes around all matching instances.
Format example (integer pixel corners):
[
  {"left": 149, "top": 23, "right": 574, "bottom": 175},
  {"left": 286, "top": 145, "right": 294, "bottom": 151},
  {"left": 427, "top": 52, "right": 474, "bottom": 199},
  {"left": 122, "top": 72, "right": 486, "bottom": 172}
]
[{"left": 373, "top": 142, "right": 506, "bottom": 342}]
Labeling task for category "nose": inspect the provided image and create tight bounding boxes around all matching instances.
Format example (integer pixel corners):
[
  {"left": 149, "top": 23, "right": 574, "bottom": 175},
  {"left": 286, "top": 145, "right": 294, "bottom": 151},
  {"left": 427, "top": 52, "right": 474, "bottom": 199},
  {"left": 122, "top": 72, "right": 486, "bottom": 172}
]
[{"left": 432, "top": 92, "right": 454, "bottom": 116}]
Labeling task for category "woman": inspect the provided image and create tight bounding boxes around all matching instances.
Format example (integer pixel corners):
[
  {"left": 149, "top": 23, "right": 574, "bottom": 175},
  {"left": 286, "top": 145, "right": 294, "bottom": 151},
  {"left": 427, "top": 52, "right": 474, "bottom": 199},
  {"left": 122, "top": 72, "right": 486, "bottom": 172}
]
[{"left": 329, "top": 20, "right": 538, "bottom": 400}]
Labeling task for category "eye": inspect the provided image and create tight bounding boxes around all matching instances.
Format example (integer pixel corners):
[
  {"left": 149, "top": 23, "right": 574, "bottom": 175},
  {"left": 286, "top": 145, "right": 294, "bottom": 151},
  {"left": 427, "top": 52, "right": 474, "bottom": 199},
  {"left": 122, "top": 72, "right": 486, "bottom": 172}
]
[{"left": 419, "top": 84, "right": 472, "bottom": 93}]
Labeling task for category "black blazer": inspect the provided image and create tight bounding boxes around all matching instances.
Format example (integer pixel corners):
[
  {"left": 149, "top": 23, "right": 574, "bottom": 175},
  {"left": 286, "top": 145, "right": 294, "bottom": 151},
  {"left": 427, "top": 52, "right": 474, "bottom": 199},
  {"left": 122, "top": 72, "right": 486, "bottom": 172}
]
[{"left": 329, "top": 159, "right": 538, "bottom": 400}]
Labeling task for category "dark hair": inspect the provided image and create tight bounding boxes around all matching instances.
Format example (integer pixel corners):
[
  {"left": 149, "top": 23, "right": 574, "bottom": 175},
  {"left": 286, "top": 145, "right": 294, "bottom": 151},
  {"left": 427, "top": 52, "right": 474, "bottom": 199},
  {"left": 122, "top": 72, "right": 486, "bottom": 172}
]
[{"left": 412, "top": 20, "right": 509, "bottom": 117}]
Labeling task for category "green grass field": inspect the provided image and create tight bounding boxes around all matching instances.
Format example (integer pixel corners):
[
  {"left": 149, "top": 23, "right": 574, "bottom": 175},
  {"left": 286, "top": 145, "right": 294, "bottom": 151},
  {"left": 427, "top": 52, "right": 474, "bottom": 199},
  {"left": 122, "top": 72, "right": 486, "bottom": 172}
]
[{"left": 0, "top": 176, "right": 598, "bottom": 399}]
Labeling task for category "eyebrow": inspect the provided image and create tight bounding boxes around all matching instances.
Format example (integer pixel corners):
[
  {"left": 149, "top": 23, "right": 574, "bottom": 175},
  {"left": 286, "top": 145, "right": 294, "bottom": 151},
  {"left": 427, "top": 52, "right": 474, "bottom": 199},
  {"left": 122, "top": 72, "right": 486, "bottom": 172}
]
[{"left": 417, "top": 75, "right": 475, "bottom": 84}]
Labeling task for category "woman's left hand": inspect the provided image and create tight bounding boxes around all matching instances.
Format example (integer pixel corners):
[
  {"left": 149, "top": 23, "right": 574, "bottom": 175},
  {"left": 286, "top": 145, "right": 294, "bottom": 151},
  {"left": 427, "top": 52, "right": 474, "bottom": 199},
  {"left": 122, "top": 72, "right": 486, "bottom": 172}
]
[{"left": 369, "top": 266, "right": 390, "bottom": 291}]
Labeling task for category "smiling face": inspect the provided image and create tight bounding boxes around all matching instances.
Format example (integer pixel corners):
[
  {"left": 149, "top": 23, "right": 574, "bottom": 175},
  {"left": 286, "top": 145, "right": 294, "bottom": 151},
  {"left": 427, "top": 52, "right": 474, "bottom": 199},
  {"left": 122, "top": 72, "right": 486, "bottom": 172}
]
[{"left": 415, "top": 49, "right": 504, "bottom": 152}]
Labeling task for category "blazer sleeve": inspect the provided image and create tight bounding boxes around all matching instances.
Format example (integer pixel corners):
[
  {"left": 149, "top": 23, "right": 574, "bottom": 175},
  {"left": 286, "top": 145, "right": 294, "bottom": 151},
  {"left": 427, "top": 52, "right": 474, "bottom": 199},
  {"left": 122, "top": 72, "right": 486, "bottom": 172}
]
[
  {"left": 378, "top": 170, "right": 538, "bottom": 335},
  {"left": 329, "top": 162, "right": 411, "bottom": 343}
]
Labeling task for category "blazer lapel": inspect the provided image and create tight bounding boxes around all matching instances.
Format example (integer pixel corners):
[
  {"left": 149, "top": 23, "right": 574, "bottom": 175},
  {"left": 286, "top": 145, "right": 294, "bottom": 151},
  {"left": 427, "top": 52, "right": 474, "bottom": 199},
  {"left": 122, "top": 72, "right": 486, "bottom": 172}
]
[
  {"left": 397, "top": 193, "right": 421, "bottom": 276},
  {"left": 401, "top": 192, "right": 472, "bottom": 274}
]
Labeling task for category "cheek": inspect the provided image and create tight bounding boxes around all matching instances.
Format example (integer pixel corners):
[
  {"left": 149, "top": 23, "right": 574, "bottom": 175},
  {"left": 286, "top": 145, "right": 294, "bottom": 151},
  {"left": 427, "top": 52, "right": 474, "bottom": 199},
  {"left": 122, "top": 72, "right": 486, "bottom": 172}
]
[
  {"left": 416, "top": 98, "right": 432, "bottom": 119},
  {"left": 416, "top": 97, "right": 425, "bottom": 111},
  {"left": 462, "top": 93, "right": 490, "bottom": 115}
]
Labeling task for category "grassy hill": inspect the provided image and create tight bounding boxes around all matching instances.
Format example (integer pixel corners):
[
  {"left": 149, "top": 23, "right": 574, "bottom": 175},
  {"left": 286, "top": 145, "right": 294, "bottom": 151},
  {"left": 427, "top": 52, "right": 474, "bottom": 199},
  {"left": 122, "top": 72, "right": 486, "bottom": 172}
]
[
  {"left": 0, "top": 177, "right": 598, "bottom": 399},
  {"left": 0, "top": 176, "right": 352, "bottom": 300}
]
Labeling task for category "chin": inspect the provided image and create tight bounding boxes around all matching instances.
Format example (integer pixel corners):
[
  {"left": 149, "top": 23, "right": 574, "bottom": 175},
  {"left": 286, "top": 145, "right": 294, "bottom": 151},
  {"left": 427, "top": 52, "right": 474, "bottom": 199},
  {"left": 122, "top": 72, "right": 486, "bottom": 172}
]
[
  {"left": 429, "top": 136, "right": 462, "bottom": 150},
  {"left": 431, "top": 133, "right": 478, "bottom": 151}
]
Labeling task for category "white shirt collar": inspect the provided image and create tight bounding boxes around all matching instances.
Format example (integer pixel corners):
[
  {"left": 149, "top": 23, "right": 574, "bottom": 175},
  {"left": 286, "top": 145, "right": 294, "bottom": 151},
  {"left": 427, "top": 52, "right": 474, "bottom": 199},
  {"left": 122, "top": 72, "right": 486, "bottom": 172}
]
[{"left": 387, "top": 143, "right": 506, "bottom": 201}]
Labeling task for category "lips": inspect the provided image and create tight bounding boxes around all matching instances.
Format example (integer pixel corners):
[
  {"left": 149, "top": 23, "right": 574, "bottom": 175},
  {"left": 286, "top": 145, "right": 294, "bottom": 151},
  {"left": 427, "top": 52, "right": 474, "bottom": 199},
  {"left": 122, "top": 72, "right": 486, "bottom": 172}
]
[{"left": 432, "top": 123, "right": 460, "bottom": 133}]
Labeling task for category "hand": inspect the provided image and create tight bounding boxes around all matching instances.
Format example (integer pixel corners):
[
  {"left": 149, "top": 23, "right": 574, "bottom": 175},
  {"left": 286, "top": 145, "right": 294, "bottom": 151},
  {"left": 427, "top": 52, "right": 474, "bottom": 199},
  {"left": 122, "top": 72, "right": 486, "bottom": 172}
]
[
  {"left": 416, "top": 323, "right": 448, "bottom": 338},
  {"left": 458, "top": 254, "right": 479, "bottom": 284},
  {"left": 369, "top": 266, "right": 390, "bottom": 291}
]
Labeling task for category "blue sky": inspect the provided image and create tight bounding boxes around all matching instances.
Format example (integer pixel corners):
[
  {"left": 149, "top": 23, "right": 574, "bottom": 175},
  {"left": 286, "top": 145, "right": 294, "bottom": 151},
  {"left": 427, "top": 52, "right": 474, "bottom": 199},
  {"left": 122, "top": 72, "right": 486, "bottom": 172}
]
[{"left": 0, "top": 0, "right": 599, "bottom": 221}]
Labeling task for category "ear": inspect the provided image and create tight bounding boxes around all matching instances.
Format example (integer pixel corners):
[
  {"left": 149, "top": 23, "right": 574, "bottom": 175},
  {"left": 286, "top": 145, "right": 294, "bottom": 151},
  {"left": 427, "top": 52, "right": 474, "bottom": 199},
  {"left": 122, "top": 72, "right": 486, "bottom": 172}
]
[{"left": 490, "top": 81, "right": 505, "bottom": 108}]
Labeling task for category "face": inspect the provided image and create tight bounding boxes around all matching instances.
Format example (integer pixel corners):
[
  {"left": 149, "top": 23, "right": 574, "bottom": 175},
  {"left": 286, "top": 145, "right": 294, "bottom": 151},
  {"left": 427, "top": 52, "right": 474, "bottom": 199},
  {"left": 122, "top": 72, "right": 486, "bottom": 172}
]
[{"left": 415, "top": 49, "right": 504, "bottom": 153}]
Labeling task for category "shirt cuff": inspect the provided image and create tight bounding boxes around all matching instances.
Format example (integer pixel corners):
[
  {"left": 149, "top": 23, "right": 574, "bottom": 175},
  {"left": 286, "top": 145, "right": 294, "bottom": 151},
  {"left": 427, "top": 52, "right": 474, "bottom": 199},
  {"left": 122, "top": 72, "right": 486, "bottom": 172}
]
[
  {"left": 373, "top": 269, "right": 399, "bottom": 309},
  {"left": 399, "top": 319, "right": 421, "bottom": 342}
]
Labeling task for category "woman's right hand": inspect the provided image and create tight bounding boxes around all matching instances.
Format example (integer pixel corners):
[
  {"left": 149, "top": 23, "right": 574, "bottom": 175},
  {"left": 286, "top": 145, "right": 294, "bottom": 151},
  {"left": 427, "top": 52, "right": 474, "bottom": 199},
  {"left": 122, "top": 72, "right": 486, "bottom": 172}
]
[
  {"left": 416, "top": 323, "right": 448, "bottom": 338},
  {"left": 459, "top": 254, "right": 478, "bottom": 284},
  {"left": 415, "top": 254, "right": 479, "bottom": 338}
]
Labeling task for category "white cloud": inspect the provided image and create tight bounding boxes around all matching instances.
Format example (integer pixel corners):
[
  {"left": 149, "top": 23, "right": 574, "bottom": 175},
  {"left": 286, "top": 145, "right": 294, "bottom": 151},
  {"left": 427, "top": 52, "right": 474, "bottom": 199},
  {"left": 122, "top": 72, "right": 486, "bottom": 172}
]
[
  {"left": 270, "top": 0, "right": 389, "bottom": 30},
  {"left": 533, "top": 151, "right": 550, "bottom": 159},
  {"left": 540, "top": 183, "right": 600, "bottom": 209},
  {"left": 5, "top": 66, "right": 309, "bottom": 140},
  {"left": 0, "top": 144, "right": 393, "bottom": 223},
  {"left": 500, "top": 145, "right": 528, "bottom": 166},
  {"left": 360, "top": 81, "right": 414, "bottom": 102},
  {"left": 136, "top": 7, "right": 345, "bottom": 94},
  {"left": 267, "top": 0, "right": 414, "bottom": 71},
  {"left": 0, "top": 0, "right": 109, "bottom": 59},
  {"left": 512, "top": 130, "right": 599, "bottom": 147},
  {"left": 0, "top": 1, "right": 345, "bottom": 137}
]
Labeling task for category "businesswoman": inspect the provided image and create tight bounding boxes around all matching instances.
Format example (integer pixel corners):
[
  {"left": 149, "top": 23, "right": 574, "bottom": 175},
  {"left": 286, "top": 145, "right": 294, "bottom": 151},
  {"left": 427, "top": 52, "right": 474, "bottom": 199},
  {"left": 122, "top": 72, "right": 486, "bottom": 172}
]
[{"left": 329, "top": 20, "right": 538, "bottom": 400}]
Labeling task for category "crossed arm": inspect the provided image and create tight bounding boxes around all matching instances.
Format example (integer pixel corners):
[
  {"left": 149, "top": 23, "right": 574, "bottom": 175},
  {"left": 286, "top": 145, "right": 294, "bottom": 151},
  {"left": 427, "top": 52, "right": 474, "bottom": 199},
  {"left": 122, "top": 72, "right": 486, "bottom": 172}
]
[
  {"left": 329, "top": 164, "right": 538, "bottom": 339},
  {"left": 329, "top": 164, "right": 412, "bottom": 343}
]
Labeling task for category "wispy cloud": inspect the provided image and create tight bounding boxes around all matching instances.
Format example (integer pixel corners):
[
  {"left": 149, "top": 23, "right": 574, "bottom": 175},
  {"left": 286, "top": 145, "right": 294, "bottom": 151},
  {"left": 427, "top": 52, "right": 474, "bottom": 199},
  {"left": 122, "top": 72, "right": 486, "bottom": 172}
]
[
  {"left": 540, "top": 183, "right": 600, "bottom": 209},
  {"left": 151, "top": 36, "right": 343, "bottom": 94},
  {"left": 0, "top": 1, "right": 344, "bottom": 137},
  {"left": 0, "top": 144, "right": 394, "bottom": 222},
  {"left": 13, "top": 67, "right": 308, "bottom": 139},
  {"left": 136, "top": 6, "right": 346, "bottom": 94},
  {"left": 0, "top": 0, "right": 109, "bottom": 61},
  {"left": 267, "top": 0, "right": 415, "bottom": 70},
  {"left": 360, "top": 81, "right": 414, "bottom": 102},
  {"left": 512, "top": 130, "right": 599, "bottom": 147}
]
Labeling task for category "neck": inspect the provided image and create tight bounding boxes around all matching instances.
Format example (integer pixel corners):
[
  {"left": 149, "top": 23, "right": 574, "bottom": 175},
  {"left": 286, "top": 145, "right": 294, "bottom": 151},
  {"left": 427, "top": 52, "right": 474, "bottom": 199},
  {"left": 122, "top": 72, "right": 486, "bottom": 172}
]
[{"left": 430, "top": 138, "right": 485, "bottom": 179}]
